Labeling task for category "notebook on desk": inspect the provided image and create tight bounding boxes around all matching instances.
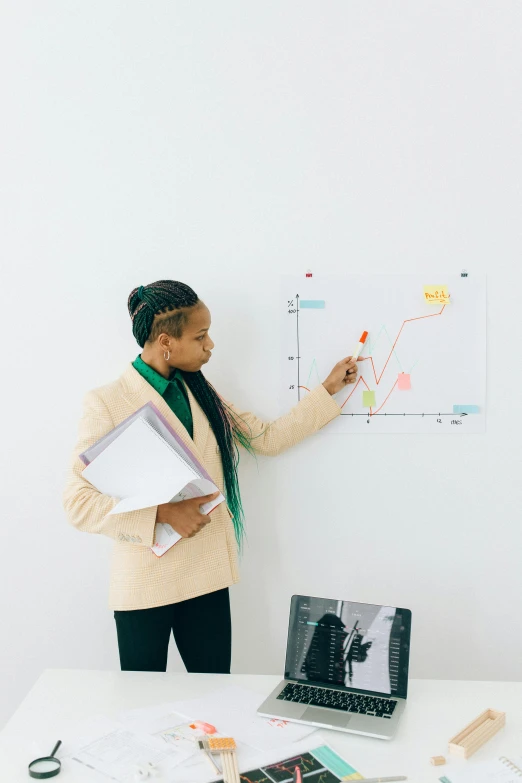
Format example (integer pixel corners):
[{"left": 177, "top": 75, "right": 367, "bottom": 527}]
[{"left": 440, "top": 756, "right": 522, "bottom": 782}]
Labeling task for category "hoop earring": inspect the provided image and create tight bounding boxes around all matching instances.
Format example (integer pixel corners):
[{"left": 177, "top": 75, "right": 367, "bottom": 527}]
[{"left": 163, "top": 351, "right": 170, "bottom": 361}]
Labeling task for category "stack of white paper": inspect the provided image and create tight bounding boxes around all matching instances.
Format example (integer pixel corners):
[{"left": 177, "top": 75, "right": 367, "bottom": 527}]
[
  {"left": 117, "top": 690, "right": 319, "bottom": 782},
  {"left": 63, "top": 715, "right": 195, "bottom": 782},
  {"left": 169, "top": 686, "right": 318, "bottom": 751},
  {"left": 81, "top": 403, "right": 224, "bottom": 556}
]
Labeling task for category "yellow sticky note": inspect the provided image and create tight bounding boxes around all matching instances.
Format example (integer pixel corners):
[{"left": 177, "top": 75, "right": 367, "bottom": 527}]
[
  {"left": 423, "top": 285, "right": 450, "bottom": 304},
  {"left": 362, "top": 390, "right": 376, "bottom": 407}
]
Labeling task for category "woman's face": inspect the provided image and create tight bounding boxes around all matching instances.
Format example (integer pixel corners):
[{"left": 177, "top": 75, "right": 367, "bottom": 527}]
[{"left": 165, "top": 302, "right": 215, "bottom": 372}]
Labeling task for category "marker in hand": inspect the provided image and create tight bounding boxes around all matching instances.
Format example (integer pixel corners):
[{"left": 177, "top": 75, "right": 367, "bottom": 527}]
[{"left": 351, "top": 331, "right": 368, "bottom": 360}]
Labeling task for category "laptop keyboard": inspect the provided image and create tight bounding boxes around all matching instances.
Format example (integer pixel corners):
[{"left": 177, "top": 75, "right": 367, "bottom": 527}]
[{"left": 277, "top": 683, "right": 397, "bottom": 718}]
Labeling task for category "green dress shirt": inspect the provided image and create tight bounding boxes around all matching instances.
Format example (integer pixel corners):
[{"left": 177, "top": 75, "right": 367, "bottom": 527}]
[{"left": 132, "top": 355, "right": 194, "bottom": 439}]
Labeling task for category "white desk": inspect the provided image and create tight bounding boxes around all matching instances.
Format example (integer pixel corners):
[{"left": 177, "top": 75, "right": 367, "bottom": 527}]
[{"left": 1, "top": 670, "right": 522, "bottom": 782}]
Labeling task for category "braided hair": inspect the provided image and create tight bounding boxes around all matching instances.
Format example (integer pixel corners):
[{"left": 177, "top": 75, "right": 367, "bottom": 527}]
[{"left": 128, "top": 280, "right": 251, "bottom": 549}]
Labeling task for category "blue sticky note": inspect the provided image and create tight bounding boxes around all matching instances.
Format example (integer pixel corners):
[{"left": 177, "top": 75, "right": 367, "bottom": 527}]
[
  {"left": 300, "top": 300, "right": 325, "bottom": 309},
  {"left": 453, "top": 405, "right": 480, "bottom": 414}
]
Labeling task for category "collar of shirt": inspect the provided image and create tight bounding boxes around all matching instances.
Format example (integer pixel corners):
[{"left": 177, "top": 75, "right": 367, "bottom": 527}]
[{"left": 132, "top": 354, "right": 184, "bottom": 396}]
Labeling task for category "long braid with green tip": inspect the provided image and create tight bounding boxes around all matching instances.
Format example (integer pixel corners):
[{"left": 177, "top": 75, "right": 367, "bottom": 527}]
[{"left": 128, "top": 280, "right": 251, "bottom": 550}]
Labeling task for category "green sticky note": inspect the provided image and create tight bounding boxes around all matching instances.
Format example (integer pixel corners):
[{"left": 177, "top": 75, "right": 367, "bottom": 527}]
[{"left": 362, "top": 390, "right": 376, "bottom": 407}]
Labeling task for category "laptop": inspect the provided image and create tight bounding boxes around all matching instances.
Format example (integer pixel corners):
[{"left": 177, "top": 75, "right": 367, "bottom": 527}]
[{"left": 257, "top": 595, "right": 412, "bottom": 740}]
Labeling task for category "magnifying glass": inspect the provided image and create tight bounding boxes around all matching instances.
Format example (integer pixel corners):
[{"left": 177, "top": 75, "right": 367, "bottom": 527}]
[{"left": 28, "top": 740, "right": 62, "bottom": 779}]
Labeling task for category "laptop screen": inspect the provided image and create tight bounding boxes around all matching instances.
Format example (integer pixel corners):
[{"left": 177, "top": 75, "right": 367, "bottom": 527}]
[{"left": 284, "top": 595, "right": 412, "bottom": 699}]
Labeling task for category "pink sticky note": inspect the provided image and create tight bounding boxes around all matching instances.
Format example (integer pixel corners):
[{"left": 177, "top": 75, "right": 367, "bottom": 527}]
[{"left": 398, "top": 373, "right": 411, "bottom": 390}]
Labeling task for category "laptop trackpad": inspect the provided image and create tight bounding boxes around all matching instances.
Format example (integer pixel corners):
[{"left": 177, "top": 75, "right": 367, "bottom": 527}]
[{"left": 302, "top": 707, "right": 351, "bottom": 728}]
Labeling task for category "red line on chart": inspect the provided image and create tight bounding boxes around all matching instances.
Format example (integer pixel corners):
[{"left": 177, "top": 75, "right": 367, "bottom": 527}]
[
  {"left": 339, "top": 375, "right": 370, "bottom": 404},
  {"left": 340, "top": 376, "right": 396, "bottom": 416},
  {"left": 298, "top": 304, "right": 446, "bottom": 416},
  {"left": 371, "top": 379, "right": 398, "bottom": 414},
  {"left": 358, "top": 305, "right": 446, "bottom": 385}
]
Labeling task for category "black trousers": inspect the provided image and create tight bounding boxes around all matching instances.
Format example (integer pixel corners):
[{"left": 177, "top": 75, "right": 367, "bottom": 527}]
[{"left": 114, "top": 588, "right": 231, "bottom": 673}]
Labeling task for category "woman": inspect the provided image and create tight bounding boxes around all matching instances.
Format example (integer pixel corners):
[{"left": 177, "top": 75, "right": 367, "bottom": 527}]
[{"left": 63, "top": 280, "right": 358, "bottom": 674}]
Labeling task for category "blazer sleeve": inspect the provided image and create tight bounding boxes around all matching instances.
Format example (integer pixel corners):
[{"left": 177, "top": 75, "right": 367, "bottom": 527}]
[
  {"left": 62, "top": 390, "right": 157, "bottom": 547},
  {"left": 226, "top": 383, "right": 341, "bottom": 457}
]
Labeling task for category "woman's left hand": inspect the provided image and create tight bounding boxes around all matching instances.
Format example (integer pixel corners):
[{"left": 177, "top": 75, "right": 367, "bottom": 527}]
[{"left": 322, "top": 357, "right": 359, "bottom": 395}]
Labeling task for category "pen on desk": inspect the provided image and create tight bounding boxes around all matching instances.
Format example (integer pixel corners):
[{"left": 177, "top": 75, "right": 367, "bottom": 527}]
[{"left": 351, "top": 330, "right": 368, "bottom": 360}]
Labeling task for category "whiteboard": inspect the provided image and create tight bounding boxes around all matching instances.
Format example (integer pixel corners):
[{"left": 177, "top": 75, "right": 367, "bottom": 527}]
[{"left": 281, "top": 275, "right": 486, "bottom": 433}]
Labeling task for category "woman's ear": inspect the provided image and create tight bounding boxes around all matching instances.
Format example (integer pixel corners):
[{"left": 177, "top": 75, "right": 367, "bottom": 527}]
[{"left": 158, "top": 333, "right": 172, "bottom": 353}]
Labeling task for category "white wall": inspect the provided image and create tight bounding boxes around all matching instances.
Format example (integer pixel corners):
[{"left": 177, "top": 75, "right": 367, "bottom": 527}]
[{"left": 1, "top": 0, "right": 522, "bottom": 728}]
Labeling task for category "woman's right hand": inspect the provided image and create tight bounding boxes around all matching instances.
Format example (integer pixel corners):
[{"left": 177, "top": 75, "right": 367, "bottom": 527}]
[
  {"left": 322, "top": 356, "right": 359, "bottom": 395},
  {"left": 156, "top": 491, "right": 220, "bottom": 538}
]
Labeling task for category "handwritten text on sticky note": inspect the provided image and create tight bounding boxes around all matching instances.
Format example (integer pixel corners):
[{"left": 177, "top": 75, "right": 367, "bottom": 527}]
[
  {"left": 424, "top": 285, "right": 450, "bottom": 304},
  {"left": 362, "top": 390, "right": 376, "bottom": 408}
]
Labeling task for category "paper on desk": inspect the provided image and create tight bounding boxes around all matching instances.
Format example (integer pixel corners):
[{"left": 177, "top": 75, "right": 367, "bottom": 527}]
[
  {"left": 171, "top": 686, "right": 318, "bottom": 751},
  {"left": 118, "top": 702, "right": 266, "bottom": 782},
  {"left": 438, "top": 756, "right": 522, "bottom": 783},
  {"left": 63, "top": 715, "right": 194, "bottom": 782},
  {"left": 118, "top": 703, "right": 206, "bottom": 748}
]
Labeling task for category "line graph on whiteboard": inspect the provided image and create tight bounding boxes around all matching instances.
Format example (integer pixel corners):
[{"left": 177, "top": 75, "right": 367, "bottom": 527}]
[{"left": 281, "top": 275, "right": 486, "bottom": 433}]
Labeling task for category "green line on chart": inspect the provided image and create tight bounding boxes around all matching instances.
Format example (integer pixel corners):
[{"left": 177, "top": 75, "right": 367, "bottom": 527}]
[
  {"left": 364, "top": 324, "right": 422, "bottom": 376},
  {"left": 306, "top": 358, "right": 321, "bottom": 388},
  {"left": 366, "top": 325, "right": 404, "bottom": 372}
]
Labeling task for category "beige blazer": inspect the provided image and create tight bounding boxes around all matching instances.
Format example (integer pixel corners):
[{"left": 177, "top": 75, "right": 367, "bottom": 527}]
[{"left": 63, "top": 364, "right": 341, "bottom": 610}]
